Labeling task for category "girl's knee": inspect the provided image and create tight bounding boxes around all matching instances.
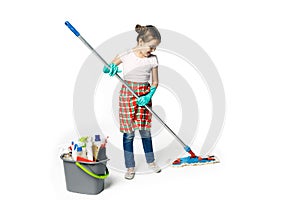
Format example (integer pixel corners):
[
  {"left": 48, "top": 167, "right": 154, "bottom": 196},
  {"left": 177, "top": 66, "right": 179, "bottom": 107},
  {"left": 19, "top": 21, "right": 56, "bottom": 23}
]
[
  {"left": 139, "top": 130, "right": 151, "bottom": 138},
  {"left": 123, "top": 132, "right": 135, "bottom": 140}
]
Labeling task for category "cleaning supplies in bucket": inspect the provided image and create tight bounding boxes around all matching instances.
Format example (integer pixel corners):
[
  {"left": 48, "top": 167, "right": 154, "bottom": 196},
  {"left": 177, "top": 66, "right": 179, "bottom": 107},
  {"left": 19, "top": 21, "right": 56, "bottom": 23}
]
[
  {"left": 60, "top": 134, "right": 110, "bottom": 195},
  {"left": 62, "top": 134, "right": 108, "bottom": 162}
]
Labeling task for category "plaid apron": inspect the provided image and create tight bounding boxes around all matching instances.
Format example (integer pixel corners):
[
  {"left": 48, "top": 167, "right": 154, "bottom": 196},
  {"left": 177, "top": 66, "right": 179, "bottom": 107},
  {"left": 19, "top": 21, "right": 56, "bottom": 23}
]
[{"left": 119, "top": 81, "right": 152, "bottom": 133}]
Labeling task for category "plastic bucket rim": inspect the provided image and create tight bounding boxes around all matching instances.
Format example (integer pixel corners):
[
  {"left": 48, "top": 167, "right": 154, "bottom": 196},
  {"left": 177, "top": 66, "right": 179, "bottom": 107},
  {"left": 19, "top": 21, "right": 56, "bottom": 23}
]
[{"left": 60, "top": 154, "right": 109, "bottom": 165}]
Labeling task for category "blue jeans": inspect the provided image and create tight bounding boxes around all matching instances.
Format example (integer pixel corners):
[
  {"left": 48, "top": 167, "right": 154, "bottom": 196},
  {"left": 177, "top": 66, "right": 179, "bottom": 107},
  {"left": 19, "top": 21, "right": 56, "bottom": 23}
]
[{"left": 123, "top": 130, "right": 155, "bottom": 168}]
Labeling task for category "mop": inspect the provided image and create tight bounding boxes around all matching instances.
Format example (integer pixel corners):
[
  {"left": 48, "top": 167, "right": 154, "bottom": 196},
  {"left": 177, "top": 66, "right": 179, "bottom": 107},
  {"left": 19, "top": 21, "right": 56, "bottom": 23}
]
[{"left": 65, "top": 21, "right": 219, "bottom": 167}]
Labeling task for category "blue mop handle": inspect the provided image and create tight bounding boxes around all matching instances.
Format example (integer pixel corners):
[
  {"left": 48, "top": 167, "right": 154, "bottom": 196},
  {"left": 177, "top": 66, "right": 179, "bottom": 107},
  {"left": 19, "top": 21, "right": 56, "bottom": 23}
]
[{"left": 65, "top": 21, "right": 80, "bottom": 37}]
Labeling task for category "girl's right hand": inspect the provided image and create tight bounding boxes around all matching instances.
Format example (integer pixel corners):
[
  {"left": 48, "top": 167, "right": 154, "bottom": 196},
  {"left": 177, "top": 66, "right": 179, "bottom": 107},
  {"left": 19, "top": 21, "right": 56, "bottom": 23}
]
[{"left": 103, "top": 63, "right": 122, "bottom": 76}]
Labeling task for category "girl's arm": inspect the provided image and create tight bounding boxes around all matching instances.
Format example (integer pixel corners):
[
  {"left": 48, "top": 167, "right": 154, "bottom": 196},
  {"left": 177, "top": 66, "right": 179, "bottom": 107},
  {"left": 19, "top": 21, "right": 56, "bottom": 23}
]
[
  {"left": 103, "top": 56, "right": 122, "bottom": 76},
  {"left": 111, "top": 56, "right": 122, "bottom": 65},
  {"left": 137, "top": 66, "right": 158, "bottom": 106},
  {"left": 152, "top": 66, "right": 159, "bottom": 87}
]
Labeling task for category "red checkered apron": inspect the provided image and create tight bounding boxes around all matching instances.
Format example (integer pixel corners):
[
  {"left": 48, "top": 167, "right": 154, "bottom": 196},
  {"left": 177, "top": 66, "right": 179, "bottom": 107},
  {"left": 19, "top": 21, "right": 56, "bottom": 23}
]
[{"left": 119, "top": 81, "right": 152, "bottom": 133}]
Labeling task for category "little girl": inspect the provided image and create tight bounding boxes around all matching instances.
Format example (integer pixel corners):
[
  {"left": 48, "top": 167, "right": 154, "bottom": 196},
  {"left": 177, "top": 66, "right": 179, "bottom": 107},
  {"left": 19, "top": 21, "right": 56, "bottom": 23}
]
[{"left": 103, "top": 24, "right": 161, "bottom": 180}]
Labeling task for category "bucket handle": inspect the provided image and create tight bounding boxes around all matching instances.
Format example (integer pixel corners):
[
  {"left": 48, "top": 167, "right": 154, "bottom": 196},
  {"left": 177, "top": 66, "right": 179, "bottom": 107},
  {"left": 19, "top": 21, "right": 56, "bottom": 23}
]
[{"left": 75, "top": 162, "right": 109, "bottom": 179}]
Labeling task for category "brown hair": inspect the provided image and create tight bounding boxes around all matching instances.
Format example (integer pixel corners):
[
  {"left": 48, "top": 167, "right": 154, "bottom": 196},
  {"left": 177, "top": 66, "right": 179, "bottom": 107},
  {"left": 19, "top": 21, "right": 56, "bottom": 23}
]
[{"left": 135, "top": 24, "right": 161, "bottom": 43}]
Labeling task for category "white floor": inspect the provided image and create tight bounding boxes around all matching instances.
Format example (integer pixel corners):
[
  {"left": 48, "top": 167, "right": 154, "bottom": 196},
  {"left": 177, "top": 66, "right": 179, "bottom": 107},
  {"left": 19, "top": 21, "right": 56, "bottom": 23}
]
[{"left": 50, "top": 134, "right": 299, "bottom": 200}]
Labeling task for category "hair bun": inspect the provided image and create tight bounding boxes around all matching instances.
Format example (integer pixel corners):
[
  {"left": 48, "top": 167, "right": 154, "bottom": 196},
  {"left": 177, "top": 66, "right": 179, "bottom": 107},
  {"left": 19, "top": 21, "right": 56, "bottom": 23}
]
[{"left": 135, "top": 24, "right": 147, "bottom": 34}]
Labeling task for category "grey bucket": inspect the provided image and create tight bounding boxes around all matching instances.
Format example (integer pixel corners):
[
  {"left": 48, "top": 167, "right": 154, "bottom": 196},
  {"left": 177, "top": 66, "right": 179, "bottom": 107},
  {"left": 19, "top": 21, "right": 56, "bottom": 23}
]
[{"left": 61, "top": 148, "right": 109, "bottom": 195}]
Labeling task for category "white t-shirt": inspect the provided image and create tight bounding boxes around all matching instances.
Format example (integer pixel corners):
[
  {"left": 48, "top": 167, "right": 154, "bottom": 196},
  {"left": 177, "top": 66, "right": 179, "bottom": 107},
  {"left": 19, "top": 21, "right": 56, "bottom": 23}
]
[{"left": 119, "top": 50, "right": 158, "bottom": 82}]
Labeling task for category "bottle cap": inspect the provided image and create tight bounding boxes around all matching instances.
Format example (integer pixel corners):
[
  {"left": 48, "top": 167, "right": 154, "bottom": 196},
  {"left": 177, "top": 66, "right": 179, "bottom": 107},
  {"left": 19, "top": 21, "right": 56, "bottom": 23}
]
[
  {"left": 95, "top": 134, "right": 101, "bottom": 142},
  {"left": 77, "top": 146, "right": 82, "bottom": 152}
]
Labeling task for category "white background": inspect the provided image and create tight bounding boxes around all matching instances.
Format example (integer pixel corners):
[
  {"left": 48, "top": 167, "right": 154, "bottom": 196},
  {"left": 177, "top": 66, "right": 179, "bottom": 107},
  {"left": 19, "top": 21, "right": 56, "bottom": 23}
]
[{"left": 1, "top": 0, "right": 299, "bottom": 199}]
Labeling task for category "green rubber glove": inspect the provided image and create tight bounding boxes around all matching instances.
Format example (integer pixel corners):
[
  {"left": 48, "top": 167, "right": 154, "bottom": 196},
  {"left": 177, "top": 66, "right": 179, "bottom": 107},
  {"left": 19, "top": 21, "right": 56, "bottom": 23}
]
[
  {"left": 137, "top": 86, "right": 157, "bottom": 106},
  {"left": 103, "top": 63, "right": 122, "bottom": 76}
]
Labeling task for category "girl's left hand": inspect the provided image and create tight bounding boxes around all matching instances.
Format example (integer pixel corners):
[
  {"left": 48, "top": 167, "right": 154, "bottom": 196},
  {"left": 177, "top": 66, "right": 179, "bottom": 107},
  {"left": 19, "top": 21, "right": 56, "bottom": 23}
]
[{"left": 103, "top": 63, "right": 122, "bottom": 76}]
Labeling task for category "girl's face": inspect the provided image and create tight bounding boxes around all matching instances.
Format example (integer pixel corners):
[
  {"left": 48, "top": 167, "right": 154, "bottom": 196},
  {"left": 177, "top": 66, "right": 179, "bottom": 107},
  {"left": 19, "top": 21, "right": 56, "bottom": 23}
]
[{"left": 138, "top": 39, "right": 160, "bottom": 57}]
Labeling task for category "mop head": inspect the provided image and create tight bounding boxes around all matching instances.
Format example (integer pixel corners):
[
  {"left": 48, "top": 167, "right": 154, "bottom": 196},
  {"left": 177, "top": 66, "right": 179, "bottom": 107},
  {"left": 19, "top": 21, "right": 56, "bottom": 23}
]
[{"left": 172, "top": 155, "right": 219, "bottom": 167}]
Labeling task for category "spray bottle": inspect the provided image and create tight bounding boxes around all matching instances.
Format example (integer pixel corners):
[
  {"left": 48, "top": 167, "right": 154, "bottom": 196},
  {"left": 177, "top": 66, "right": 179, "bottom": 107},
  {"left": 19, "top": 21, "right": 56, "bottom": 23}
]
[
  {"left": 92, "top": 134, "right": 101, "bottom": 161},
  {"left": 100, "top": 136, "right": 109, "bottom": 148},
  {"left": 85, "top": 136, "right": 94, "bottom": 161},
  {"left": 79, "top": 136, "right": 89, "bottom": 158},
  {"left": 68, "top": 141, "right": 74, "bottom": 153},
  {"left": 71, "top": 143, "right": 78, "bottom": 161}
]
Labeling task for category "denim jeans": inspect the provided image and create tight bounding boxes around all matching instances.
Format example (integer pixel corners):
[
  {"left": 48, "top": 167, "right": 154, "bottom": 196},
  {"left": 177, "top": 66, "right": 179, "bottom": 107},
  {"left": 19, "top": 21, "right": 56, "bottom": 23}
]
[{"left": 123, "top": 130, "right": 155, "bottom": 168}]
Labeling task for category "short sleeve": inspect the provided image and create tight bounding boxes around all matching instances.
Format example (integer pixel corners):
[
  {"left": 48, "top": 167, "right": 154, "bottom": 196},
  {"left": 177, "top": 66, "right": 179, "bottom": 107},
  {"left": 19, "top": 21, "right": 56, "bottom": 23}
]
[
  {"left": 152, "top": 55, "right": 158, "bottom": 68},
  {"left": 118, "top": 50, "right": 131, "bottom": 63}
]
